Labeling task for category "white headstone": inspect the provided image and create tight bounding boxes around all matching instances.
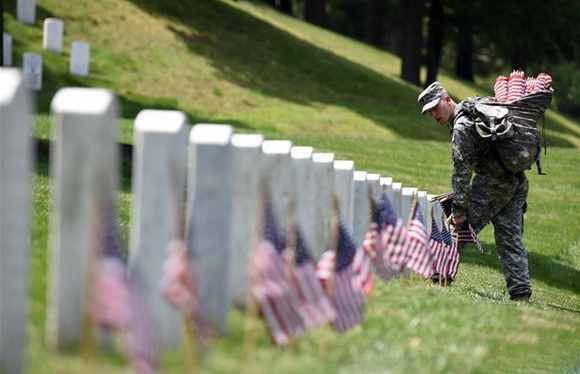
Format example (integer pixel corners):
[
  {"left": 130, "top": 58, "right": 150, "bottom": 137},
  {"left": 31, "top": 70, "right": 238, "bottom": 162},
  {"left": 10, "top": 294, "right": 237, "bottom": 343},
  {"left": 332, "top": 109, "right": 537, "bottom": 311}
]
[
  {"left": 43, "top": 18, "right": 64, "bottom": 53},
  {"left": 0, "top": 69, "right": 32, "bottom": 374},
  {"left": 3, "top": 33, "right": 12, "bottom": 66},
  {"left": 22, "top": 53, "right": 42, "bottom": 90},
  {"left": 366, "top": 173, "right": 381, "bottom": 202},
  {"left": 17, "top": 0, "right": 36, "bottom": 24},
  {"left": 48, "top": 88, "right": 119, "bottom": 350},
  {"left": 429, "top": 194, "right": 444, "bottom": 229},
  {"left": 229, "top": 134, "right": 263, "bottom": 308},
  {"left": 312, "top": 153, "right": 335, "bottom": 257},
  {"left": 391, "top": 182, "right": 402, "bottom": 219},
  {"left": 70, "top": 41, "right": 90, "bottom": 76},
  {"left": 352, "top": 171, "right": 369, "bottom": 246},
  {"left": 187, "top": 124, "right": 233, "bottom": 335},
  {"left": 418, "top": 191, "right": 430, "bottom": 235},
  {"left": 400, "top": 187, "right": 418, "bottom": 225},
  {"left": 290, "top": 146, "right": 316, "bottom": 255},
  {"left": 380, "top": 176, "right": 393, "bottom": 201},
  {"left": 261, "top": 140, "right": 294, "bottom": 230},
  {"left": 333, "top": 160, "right": 354, "bottom": 233},
  {"left": 129, "top": 110, "right": 188, "bottom": 349}
]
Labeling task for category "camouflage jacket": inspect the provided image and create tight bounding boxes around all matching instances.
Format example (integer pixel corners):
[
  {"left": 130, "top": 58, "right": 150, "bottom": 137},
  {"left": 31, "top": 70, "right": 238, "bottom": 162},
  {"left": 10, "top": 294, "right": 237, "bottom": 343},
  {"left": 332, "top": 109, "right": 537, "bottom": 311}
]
[{"left": 449, "top": 101, "right": 512, "bottom": 216}]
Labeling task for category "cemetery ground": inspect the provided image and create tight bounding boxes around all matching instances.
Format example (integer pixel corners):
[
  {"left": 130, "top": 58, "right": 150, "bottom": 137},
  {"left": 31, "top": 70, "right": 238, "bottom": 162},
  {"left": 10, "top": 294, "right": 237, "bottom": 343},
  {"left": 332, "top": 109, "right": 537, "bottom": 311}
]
[{"left": 5, "top": 0, "right": 580, "bottom": 372}]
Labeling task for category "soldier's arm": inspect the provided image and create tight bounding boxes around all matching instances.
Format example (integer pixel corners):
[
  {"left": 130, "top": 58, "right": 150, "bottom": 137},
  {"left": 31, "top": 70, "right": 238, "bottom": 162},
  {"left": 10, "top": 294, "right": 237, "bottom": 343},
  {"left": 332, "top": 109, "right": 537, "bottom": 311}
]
[{"left": 451, "top": 120, "right": 478, "bottom": 219}]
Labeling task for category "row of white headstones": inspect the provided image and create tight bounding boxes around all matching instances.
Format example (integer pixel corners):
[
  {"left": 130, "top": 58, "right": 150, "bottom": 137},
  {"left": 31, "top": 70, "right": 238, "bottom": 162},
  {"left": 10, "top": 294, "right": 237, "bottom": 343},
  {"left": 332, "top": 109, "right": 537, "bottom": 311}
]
[
  {"left": 5, "top": 0, "right": 91, "bottom": 91},
  {"left": 0, "top": 68, "right": 444, "bottom": 372}
]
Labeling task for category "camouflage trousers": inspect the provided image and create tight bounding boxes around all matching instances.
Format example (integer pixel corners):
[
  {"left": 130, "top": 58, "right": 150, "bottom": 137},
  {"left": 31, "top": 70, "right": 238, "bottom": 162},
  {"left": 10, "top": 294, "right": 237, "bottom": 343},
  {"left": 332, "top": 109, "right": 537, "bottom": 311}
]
[{"left": 467, "top": 173, "right": 532, "bottom": 299}]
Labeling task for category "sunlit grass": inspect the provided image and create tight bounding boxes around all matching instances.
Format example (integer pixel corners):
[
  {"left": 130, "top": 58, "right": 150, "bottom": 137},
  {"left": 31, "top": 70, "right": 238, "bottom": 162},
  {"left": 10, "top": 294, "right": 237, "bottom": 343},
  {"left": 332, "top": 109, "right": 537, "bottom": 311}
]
[{"left": 6, "top": 0, "right": 580, "bottom": 372}]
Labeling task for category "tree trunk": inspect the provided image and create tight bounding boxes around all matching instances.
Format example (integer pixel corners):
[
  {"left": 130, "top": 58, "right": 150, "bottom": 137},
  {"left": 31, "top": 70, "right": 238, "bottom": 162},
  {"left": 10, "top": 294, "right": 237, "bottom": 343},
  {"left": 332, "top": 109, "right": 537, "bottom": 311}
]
[
  {"left": 366, "top": 0, "right": 387, "bottom": 47},
  {"left": 425, "top": 0, "right": 444, "bottom": 86},
  {"left": 276, "top": 0, "right": 293, "bottom": 15},
  {"left": 455, "top": 4, "right": 474, "bottom": 81},
  {"left": 304, "top": 0, "right": 327, "bottom": 27},
  {"left": 261, "top": 0, "right": 276, "bottom": 8},
  {"left": 400, "top": 0, "right": 425, "bottom": 86}
]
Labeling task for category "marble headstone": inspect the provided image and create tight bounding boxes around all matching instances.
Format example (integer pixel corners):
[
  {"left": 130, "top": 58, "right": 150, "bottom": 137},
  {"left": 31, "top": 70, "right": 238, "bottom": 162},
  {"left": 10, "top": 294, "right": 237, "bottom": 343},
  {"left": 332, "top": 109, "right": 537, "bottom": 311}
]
[
  {"left": 43, "top": 18, "right": 64, "bottom": 53},
  {"left": 17, "top": 0, "right": 36, "bottom": 24},
  {"left": 3, "top": 33, "right": 12, "bottom": 66},
  {"left": 391, "top": 182, "right": 402, "bottom": 219},
  {"left": 229, "top": 134, "right": 263, "bottom": 308},
  {"left": 70, "top": 41, "right": 90, "bottom": 76},
  {"left": 379, "top": 176, "right": 393, "bottom": 202},
  {"left": 352, "top": 171, "right": 369, "bottom": 246},
  {"left": 312, "top": 153, "right": 335, "bottom": 257},
  {"left": 290, "top": 146, "right": 316, "bottom": 255},
  {"left": 261, "top": 140, "right": 294, "bottom": 231},
  {"left": 48, "top": 88, "right": 119, "bottom": 351},
  {"left": 400, "top": 187, "right": 418, "bottom": 225},
  {"left": 418, "top": 191, "right": 430, "bottom": 235},
  {"left": 333, "top": 160, "right": 354, "bottom": 233},
  {"left": 366, "top": 173, "right": 381, "bottom": 202},
  {"left": 129, "top": 110, "right": 188, "bottom": 349},
  {"left": 22, "top": 53, "right": 42, "bottom": 90},
  {"left": 187, "top": 124, "right": 233, "bottom": 335},
  {"left": 0, "top": 69, "right": 32, "bottom": 373}
]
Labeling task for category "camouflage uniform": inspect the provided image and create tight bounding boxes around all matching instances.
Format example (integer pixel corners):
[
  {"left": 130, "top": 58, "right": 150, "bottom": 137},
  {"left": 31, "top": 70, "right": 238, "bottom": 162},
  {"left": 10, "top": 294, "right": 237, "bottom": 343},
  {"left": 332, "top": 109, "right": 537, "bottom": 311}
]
[{"left": 451, "top": 102, "right": 532, "bottom": 299}]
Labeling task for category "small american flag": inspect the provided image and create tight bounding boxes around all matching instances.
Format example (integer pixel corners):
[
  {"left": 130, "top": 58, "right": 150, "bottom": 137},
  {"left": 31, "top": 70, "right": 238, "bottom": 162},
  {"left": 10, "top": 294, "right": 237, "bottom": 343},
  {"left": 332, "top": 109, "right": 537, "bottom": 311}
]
[
  {"left": 375, "top": 193, "right": 411, "bottom": 272},
  {"left": 291, "top": 227, "right": 336, "bottom": 329},
  {"left": 161, "top": 238, "right": 213, "bottom": 343},
  {"left": 318, "top": 222, "right": 365, "bottom": 332},
  {"left": 452, "top": 224, "right": 484, "bottom": 253},
  {"left": 431, "top": 192, "right": 484, "bottom": 253},
  {"left": 368, "top": 193, "right": 396, "bottom": 280},
  {"left": 495, "top": 72, "right": 553, "bottom": 103},
  {"left": 250, "top": 198, "right": 304, "bottom": 345},
  {"left": 536, "top": 72, "right": 553, "bottom": 91},
  {"left": 434, "top": 223, "right": 460, "bottom": 281},
  {"left": 91, "top": 198, "right": 157, "bottom": 373},
  {"left": 430, "top": 219, "right": 446, "bottom": 281},
  {"left": 494, "top": 76, "right": 509, "bottom": 103},
  {"left": 508, "top": 70, "right": 526, "bottom": 102},
  {"left": 352, "top": 241, "right": 374, "bottom": 295},
  {"left": 404, "top": 201, "right": 434, "bottom": 278}
]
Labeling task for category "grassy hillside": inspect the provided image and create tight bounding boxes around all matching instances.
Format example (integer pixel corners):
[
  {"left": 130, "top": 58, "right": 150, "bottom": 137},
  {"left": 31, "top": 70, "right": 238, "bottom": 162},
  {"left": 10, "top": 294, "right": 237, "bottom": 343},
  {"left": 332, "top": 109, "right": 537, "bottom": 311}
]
[{"left": 4, "top": 0, "right": 580, "bottom": 372}]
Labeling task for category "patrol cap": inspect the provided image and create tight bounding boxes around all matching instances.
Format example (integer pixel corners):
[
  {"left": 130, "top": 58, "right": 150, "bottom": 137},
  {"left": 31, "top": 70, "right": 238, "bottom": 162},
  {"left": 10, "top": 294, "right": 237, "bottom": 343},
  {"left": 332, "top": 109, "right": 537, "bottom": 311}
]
[{"left": 418, "top": 81, "right": 448, "bottom": 114}]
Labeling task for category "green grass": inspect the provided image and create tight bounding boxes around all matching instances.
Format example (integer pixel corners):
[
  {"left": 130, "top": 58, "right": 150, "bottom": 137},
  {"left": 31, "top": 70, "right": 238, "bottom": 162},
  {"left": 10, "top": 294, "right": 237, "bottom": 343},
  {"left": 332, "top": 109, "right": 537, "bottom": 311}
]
[{"left": 5, "top": 0, "right": 580, "bottom": 372}]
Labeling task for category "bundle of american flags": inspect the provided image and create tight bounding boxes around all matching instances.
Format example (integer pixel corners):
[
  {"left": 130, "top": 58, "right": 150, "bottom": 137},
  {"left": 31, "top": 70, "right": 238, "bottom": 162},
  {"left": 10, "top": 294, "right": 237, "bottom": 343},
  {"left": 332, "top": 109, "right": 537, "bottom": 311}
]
[
  {"left": 366, "top": 193, "right": 434, "bottom": 279},
  {"left": 290, "top": 227, "right": 336, "bottom": 329},
  {"left": 370, "top": 193, "right": 411, "bottom": 273},
  {"left": 249, "top": 197, "right": 304, "bottom": 345},
  {"left": 403, "top": 200, "right": 434, "bottom": 278},
  {"left": 495, "top": 71, "right": 553, "bottom": 103},
  {"left": 430, "top": 192, "right": 484, "bottom": 253},
  {"left": 429, "top": 218, "right": 460, "bottom": 284},
  {"left": 317, "top": 221, "right": 367, "bottom": 332}
]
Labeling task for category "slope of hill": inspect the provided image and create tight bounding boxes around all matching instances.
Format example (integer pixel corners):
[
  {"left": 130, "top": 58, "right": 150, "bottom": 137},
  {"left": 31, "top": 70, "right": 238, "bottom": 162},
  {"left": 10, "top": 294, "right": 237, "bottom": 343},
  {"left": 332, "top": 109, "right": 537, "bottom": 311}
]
[{"left": 4, "top": 0, "right": 580, "bottom": 372}]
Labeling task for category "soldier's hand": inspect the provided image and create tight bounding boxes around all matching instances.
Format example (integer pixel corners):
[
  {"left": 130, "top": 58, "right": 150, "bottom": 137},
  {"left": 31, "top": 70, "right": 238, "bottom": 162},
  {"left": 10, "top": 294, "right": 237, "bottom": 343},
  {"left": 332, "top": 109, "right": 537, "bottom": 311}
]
[
  {"left": 454, "top": 214, "right": 467, "bottom": 225},
  {"left": 447, "top": 213, "right": 466, "bottom": 227},
  {"left": 362, "top": 223, "right": 380, "bottom": 259}
]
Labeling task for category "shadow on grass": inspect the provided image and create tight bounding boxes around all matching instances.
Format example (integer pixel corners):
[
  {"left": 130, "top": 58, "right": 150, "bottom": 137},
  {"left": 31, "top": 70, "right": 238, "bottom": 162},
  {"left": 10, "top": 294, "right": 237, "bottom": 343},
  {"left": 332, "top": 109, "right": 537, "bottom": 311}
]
[
  {"left": 123, "top": 0, "right": 453, "bottom": 143},
  {"left": 461, "top": 242, "right": 580, "bottom": 296},
  {"left": 123, "top": 0, "right": 580, "bottom": 147},
  {"left": 4, "top": 4, "right": 259, "bottom": 134},
  {"left": 34, "top": 138, "right": 133, "bottom": 193}
]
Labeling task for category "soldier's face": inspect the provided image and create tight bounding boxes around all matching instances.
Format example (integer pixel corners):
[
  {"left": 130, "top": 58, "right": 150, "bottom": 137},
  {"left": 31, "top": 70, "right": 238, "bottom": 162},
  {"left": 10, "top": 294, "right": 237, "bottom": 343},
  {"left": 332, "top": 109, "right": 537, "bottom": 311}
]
[{"left": 427, "top": 97, "right": 453, "bottom": 125}]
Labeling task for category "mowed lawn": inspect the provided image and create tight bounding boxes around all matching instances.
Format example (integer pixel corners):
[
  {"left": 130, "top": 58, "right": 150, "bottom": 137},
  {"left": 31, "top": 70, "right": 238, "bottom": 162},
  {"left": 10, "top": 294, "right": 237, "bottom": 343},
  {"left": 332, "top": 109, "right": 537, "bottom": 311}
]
[{"left": 5, "top": 0, "right": 580, "bottom": 372}]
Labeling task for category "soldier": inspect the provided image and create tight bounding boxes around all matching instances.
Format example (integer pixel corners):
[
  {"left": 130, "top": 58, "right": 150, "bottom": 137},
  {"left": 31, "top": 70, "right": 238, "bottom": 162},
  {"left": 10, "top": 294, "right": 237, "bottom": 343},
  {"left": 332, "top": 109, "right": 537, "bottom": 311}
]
[{"left": 418, "top": 81, "right": 532, "bottom": 302}]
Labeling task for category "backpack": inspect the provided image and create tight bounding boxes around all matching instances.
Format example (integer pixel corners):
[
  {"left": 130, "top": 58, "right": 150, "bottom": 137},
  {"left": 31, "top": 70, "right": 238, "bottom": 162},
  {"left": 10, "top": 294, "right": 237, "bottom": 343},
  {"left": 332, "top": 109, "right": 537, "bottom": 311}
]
[{"left": 457, "top": 91, "right": 553, "bottom": 174}]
